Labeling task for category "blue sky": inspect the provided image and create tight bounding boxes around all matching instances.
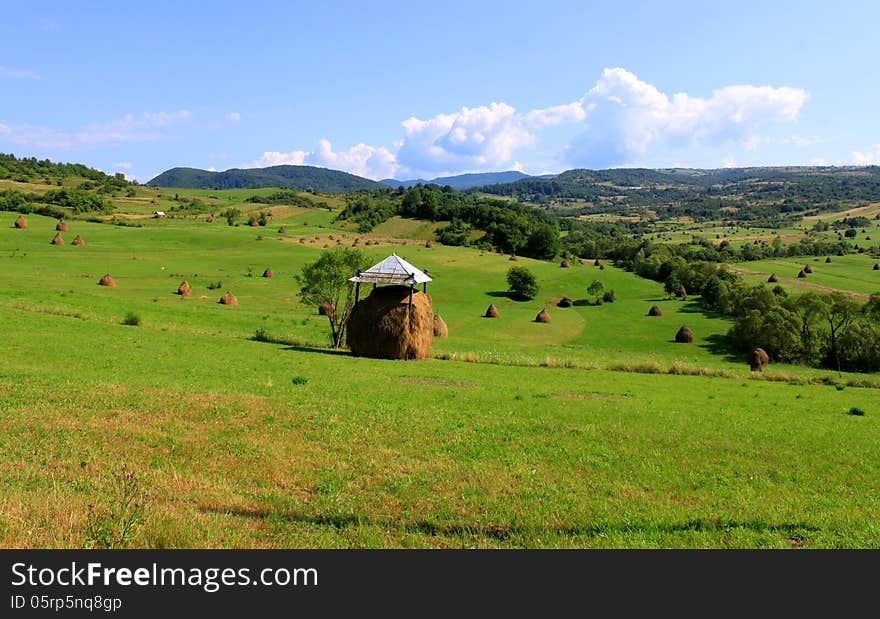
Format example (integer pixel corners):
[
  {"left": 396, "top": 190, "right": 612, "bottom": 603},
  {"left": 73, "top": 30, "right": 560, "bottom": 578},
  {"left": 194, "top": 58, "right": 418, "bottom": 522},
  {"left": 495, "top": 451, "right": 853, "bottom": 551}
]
[{"left": 2, "top": 1, "right": 879, "bottom": 182}]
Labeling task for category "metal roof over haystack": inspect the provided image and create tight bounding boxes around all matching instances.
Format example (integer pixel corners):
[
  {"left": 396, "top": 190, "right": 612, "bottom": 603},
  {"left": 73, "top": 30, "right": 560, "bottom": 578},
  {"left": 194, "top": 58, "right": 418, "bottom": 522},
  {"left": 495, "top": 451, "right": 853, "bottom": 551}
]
[{"left": 349, "top": 253, "right": 432, "bottom": 286}]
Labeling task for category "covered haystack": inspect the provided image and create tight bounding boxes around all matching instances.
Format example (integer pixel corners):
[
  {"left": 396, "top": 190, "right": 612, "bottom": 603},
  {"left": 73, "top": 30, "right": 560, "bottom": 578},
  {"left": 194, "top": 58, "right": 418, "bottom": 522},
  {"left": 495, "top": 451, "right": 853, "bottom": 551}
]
[
  {"left": 825, "top": 257, "right": 832, "bottom": 263},
  {"left": 318, "top": 300, "right": 335, "bottom": 316},
  {"left": 748, "top": 348, "right": 770, "bottom": 372},
  {"left": 485, "top": 304, "right": 500, "bottom": 318},
  {"left": 534, "top": 308, "right": 551, "bottom": 323},
  {"left": 557, "top": 297, "right": 573, "bottom": 308},
  {"left": 433, "top": 314, "right": 448, "bottom": 337},
  {"left": 219, "top": 291, "right": 238, "bottom": 306},
  {"left": 797, "top": 269, "right": 807, "bottom": 278},
  {"left": 262, "top": 267, "right": 274, "bottom": 278},
  {"left": 14, "top": 215, "right": 27, "bottom": 229},
  {"left": 675, "top": 325, "right": 694, "bottom": 343},
  {"left": 425, "top": 240, "right": 434, "bottom": 248},
  {"left": 56, "top": 219, "right": 69, "bottom": 231},
  {"left": 560, "top": 260, "right": 571, "bottom": 268},
  {"left": 176, "top": 280, "right": 191, "bottom": 297},
  {"left": 346, "top": 285, "right": 433, "bottom": 360},
  {"left": 803, "top": 264, "right": 813, "bottom": 274},
  {"left": 51, "top": 233, "right": 64, "bottom": 246},
  {"left": 72, "top": 234, "right": 85, "bottom": 246},
  {"left": 768, "top": 274, "right": 778, "bottom": 283},
  {"left": 648, "top": 305, "right": 663, "bottom": 316},
  {"left": 98, "top": 274, "right": 115, "bottom": 288}
]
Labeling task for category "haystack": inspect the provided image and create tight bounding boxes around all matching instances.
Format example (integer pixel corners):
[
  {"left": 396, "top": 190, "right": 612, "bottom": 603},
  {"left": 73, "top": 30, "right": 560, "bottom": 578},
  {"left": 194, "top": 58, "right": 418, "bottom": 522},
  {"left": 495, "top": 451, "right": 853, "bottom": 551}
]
[
  {"left": 803, "top": 265, "right": 813, "bottom": 274},
  {"left": 318, "top": 300, "right": 335, "bottom": 316},
  {"left": 176, "top": 280, "right": 191, "bottom": 297},
  {"left": 767, "top": 274, "right": 778, "bottom": 283},
  {"left": 825, "top": 257, "right": 832, "bottom": 263},
  {"left": 56, "top": 219, "right": 69, "bottom": 231},
  {"left": 874, "top": 263, "right": 880, "bottom": 271},
  {"left": 678, "top": 285, "right": 687, "bottom": 299},
  {"left": 248, "top": 218, "right": 259, "bottom": 227},
  {"left": 98, "top": 274, "right": 115, "bottom": 288},
  {"left": 51, "top": 233, "right": 64, "bottom": 246},
  {"left": 560, "top": 260, "right": 571, "bottom": 268},
  {"left": 278, "top": 227, "right": 285, "bottom": 234},
  {"left": 797, "top": 269, "right": 807, "bottom": 278},
  {"left": 534, "top": 308, "right": 551, "bottom": 323},
  {"left": 557, "top": 297, "right": 573, "bottom": 308},
  {"left": 594, "top": 259, "right": 601, "bottom": 266},
  {"left": 433, "top": 314, "right": 448, "bottom": 337},
  {"left": 219, "top": 291, "right": 238, "bottom": 306},
  {"left": 484, "top": 304, "right": 500, "bottom": 318},
  {"left": 14, "top": 215, "right": 27, "bottom": 229},
  {"left": 648, "top": 305, "right": 663, "bottom": 316},
  {"left": 346, "top": 285, "right": 433, "bottom": 360},
  {"left": 748, "top": 348, "right": 770, "bottom": 372},
  {"left": 675, "top": 325, "right": 694, "bottom": 343},
  {"left": 262, "top": 267, "right": 274, "bottom": 278},
  {"left": 72, "top": 234, "right": 85, "bottom": 246},
  {"left": 509, "top": 255, "right": 518, "bottom": 261},
  {"left": 206, "top": 215, "right": 214, "bottom": 223},
  {"left": 425, "top": 241, "right": 434, "bottom": 248}
]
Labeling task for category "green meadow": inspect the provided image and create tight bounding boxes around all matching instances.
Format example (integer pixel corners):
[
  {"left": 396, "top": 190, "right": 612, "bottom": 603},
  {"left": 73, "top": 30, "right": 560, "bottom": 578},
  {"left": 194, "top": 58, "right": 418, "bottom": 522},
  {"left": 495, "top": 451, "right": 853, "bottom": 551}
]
[{"left": 2, "top": 204, "right": 879, "bottom": 549}]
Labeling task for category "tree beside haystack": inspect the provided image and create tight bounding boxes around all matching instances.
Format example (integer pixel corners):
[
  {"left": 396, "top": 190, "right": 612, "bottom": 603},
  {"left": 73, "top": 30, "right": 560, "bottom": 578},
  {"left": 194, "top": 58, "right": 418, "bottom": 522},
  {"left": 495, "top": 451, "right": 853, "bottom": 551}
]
[
  {"left": 433, "top": 314, "right": 448, "bottom": 337},
  {"left": 748, "top": 348, "right": 770, "bottom": 372},
  {"left": 675, "top": 325, "right": 694, "bottom": 343},
  {"left": 347, "top": 285, "right": 433, "bottom": 360},
  {"left": 14, "top": 215, "right": 27, "bottom": 229}
]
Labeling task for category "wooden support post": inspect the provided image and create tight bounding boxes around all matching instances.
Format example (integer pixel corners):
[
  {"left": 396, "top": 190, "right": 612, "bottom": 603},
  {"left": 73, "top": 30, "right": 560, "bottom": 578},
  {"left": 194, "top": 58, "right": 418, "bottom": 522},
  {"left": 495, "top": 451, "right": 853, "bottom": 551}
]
[{"left": 355, "top": 282, "right": 360, "bottom": 304}]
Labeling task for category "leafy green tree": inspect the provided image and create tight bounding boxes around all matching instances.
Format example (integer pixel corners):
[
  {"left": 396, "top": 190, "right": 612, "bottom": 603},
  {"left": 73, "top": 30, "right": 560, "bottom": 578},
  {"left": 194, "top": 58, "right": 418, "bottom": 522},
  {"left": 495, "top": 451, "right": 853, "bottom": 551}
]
[
  {"left": 506, "top": 266, "right": 538, "bottom": 300},
  {"left": 296, "top": 248, "right": 370, "bottom": 348},
  {"left": 587, "top": 280, "right": 604, "bottom": 304}
]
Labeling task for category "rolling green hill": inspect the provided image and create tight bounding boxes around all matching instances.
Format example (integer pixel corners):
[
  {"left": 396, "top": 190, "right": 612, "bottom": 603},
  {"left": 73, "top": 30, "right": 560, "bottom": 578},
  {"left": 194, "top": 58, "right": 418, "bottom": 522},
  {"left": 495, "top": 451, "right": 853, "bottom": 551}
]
[
  {"left": 381, "top": 170, "right": 535, "bottom": 190},
  {"left": 148, "top": 165, "right": 384, "bottom": 192}
]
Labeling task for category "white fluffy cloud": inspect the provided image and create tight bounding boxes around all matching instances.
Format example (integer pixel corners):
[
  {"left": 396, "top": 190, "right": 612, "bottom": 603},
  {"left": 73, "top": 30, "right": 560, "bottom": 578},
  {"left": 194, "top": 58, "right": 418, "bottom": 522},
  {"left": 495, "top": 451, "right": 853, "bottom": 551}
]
[
  {"left": 851, "top": 145, "right": 880, "bottom": 165},
  {"left": 248, "top": 68, "right": 808, "bottom": 178}
]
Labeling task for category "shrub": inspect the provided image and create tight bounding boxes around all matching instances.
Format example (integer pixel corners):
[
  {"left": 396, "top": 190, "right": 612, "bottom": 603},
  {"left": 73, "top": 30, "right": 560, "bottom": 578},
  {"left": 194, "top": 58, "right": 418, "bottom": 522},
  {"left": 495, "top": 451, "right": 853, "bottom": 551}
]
[
  {"left": 848, "top": 407, "right": 866, "bottom": 416},
  {"left": 602, "top": 289, "right": 616, "bottom": 303},
  {"left": 506, "top": 266, "right": 538, "bottom": 300},
  {"left": 121, "top": 312, "right": 141, "bottom": 326},
  {"left": 291, "top": 376, "right": 309, "bottom": 385}
]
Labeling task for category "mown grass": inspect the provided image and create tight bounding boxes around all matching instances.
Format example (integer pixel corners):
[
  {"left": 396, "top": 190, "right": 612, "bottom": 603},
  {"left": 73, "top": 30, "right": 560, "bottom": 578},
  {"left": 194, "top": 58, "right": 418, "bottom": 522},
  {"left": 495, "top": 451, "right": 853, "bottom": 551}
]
[{"left": 2, "top": 208, "right": 880, "bottom": 548}]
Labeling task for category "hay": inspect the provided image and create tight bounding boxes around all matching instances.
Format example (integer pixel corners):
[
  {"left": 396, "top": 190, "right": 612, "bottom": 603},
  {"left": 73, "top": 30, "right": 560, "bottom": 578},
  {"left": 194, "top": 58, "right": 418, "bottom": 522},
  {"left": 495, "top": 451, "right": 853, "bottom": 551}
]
[
  {"left": 825, "top": 257, "right": 832, "bottom": 263},
  {"left": 557, "top": 297, "right": 573, "bottom": 308},
  {"left": 873, "top": 263, "right": 880, "bottom": 271},
  {"left": 56, "top": 219, "right": 69, "bottom": 231},
  {"left": 534, "top": 308, "right": 551, "bottom": 323},
  {"left": 50, "top": 233, "right": 64, "bottom": 246},
  {"left": 278, "top": 227, "right": 285, "bottom": 234},
  {"left": 748, "top": 348, "right": 770, "bottom": 372},
  {"left": 803, "top": 264, "right": 813, "bottom": 274},
  {"left": 678, "top": 285, "right": 687, "bottom": 299},
  {"left": 318, "top": 300, "right": 335, "bottom": 316},
  {"left": 205, "top": 215, "right": 214, "bottom": 223},
  {"left": 14, "top": 215, "right": 27, "bottom": 229},
  {"left": 219, "top": 291, "right": 238, "bottom": 306},
  {"left": 675, "top": 325, "right": 694, "bottom": 343},
  {"left": 594, "top": 259, "right": 601, "bottom": 266},
  {"left": 177, "top": 280, "right": 191, "bottom": 297},
  {"left": 560, "top": 260, "right": 571, "bottom": 268},
  {"left": 433, "top": 314, "right": 448, "bottom": 337},
  {"left": 98, "top": 274, "right": 115, "bottom": 288},
  {"left": 72, "top": 234, "right": 85, "bottom": 246},
  {"left": 509, "top": 255, "right": 518, "bottom": 261},
  {"left": 248, "top": 218, "right": 259, "bottom": 227},
  {"left": 262, "top": 267, "right": 274, "bottom": 278},
  {"left": 484, "top": 304, "right": 500, "bottom": 318},
  {"left": 767, "top": 274, "right": 778, "bottom": 283},
  {"left": 346, "top": 285, "right": 433, "bottom": 360},
  {"left": 648, "top": 305, "right": 663, "bottom": 316},
  {"left": 797, "top": 269, "right": 807, "bottom": 278},
  {"left": 425, "top": 241, "right": 434, "bottom": 248}
]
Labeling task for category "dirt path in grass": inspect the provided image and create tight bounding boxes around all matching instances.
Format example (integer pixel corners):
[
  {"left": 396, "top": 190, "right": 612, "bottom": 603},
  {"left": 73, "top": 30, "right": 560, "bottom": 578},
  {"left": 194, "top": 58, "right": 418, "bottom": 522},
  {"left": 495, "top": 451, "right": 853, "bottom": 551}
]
[{"left": 728, "top": 265, "right": 870, "bottom": 300}]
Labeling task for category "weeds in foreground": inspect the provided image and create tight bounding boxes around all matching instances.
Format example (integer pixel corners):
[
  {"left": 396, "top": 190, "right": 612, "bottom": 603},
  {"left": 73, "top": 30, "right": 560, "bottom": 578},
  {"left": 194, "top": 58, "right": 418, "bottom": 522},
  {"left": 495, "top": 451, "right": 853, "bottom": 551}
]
[{"left": 84, "top": 463, "right": 147, "bottom": 549}]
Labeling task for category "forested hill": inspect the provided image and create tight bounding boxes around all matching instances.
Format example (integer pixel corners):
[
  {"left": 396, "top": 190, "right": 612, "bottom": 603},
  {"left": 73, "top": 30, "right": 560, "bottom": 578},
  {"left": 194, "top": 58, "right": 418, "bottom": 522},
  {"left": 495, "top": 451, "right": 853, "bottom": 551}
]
[
  {"left": 0, "top": 153, "right": 131, "bottom": 185},
  {"left": 380, "top": 170, "right": 534, "bottom": 190},
  {"left": 147, "top": 165, "right": 384, "bottom": 192},
  {"left": 476, "top": 166, "right": 880, "bottom": 218}
]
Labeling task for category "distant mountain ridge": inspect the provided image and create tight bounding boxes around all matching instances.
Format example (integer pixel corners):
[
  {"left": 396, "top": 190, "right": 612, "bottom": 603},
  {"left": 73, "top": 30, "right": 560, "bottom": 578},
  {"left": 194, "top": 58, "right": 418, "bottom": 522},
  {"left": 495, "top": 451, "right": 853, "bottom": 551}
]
[
  {"left": 381, "top": 170, "right": 553, "bottom": 190},
  {"left": 147, "top": 165, "right": 384, "bottom": 192}
]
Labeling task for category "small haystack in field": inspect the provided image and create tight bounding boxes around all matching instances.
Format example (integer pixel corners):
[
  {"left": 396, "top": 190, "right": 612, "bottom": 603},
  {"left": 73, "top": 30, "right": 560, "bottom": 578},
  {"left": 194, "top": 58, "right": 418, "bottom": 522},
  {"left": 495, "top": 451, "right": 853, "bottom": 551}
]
[
  {"left": 748, "top": 348, "right": 770, "bottom": 372},
  {"left": 278, "top": 227, "right": 285, "bottom": 234},
  {"left": 874, "top": 263, "right": 880, "bottom": 271},
  {"left": 98, "top": 274, "right": 115, "bottom": 288},
  {"left": 675, "top": 325, "right": 695, "bottom": 343},
  {"left": 768, "top": 274, "right": 778, "bottom": 283},
  {"left": 318, "top": 300, "right": 335, "bottom": 316},
  {"left": 433, "top": 314, "right": 448, "bottom": 337},
  {"left": 248, "top": 218, "right": 259, "bottom": 227},
  {"left": 594, "top": 259, "right": 601, "bottom": 266},
  {"left": 205, "top": 215, "right": 214, "bottom": 223},
  {"left": 177, "top": 280, "right": 191, "bottom": 297},
  {"left": 648, "top": 305, "right": 663, "bottom": 316},
  {"left": 534, "top": 308, "right": 551, "bottom": 323},
  {"left": 560, "top": 260, "right": 571, "bottom": 268},
  {"left": 678, "top": 285, "right": 687, "bottom": 299},
  {"left": 803, "top": 264, "right": 813, "bottom": 274},
  {"left": 346, "top": 285, "right": 433, "bottom": 360},
  {"left": 825, "top": 257, "right": 832, "bottom": 263},
  {"left": 72, "top": 234, "right": 84, "bottom": 246},
  {"left": 484, "top": 304, "right": 500, "bottom": 318},
  {"left": 262, "top": 267, "right": 274, "bottom": 278},
  {"left": 219, "top": 291, "right": 238, "bottom": 306},
  {"left": 56, "top": 219, "right": 69, "bottom": 231},
  {"left": 51, "top": 233, "right": 64, "bottom": 246},
  {"left": 797, "top": 269, "right": 807, "bottom": 278},
  {"left": 509, "top": 255, "right": 518, "bottom": 261},
  {"left": 14, "top": 215, "right": 27, "bottom": 229},
  {"left": 425, "top": 240, "right": 434, "bottom": 248}
]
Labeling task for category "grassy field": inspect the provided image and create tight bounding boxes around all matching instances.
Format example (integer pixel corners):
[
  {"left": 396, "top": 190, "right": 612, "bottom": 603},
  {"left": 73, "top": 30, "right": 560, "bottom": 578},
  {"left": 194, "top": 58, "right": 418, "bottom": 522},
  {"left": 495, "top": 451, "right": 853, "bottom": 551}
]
[
  {"left": 2, "top": 206, "right": 880, "bottom": 548},
  {"left": 730, "top": 254, "right": 880, "bottom": 298}
]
